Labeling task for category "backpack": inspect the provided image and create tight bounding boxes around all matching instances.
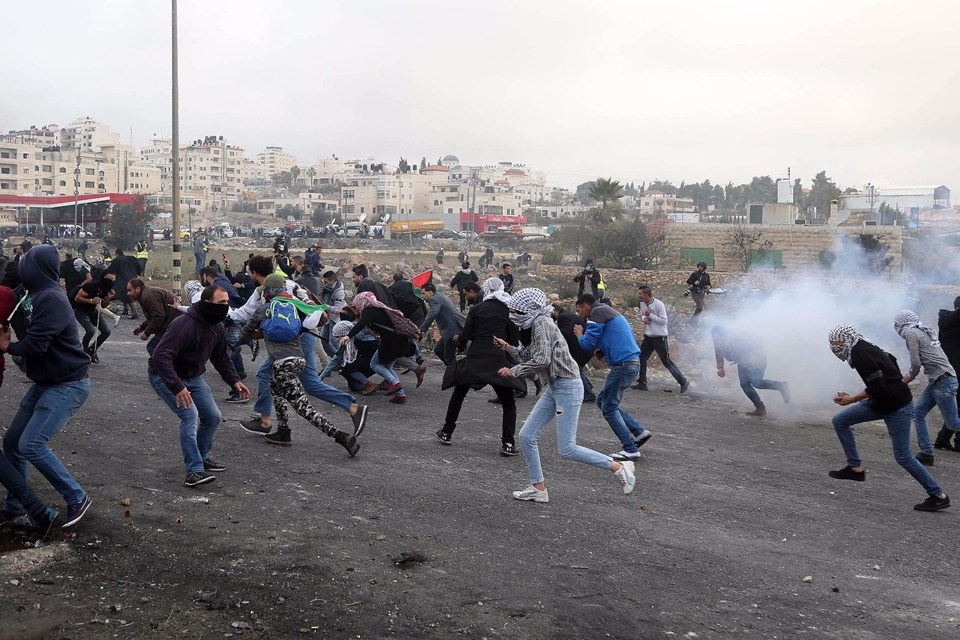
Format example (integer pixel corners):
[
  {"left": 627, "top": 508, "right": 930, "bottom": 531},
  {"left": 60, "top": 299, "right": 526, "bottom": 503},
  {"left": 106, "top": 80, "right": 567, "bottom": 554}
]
[{"left": 262, "top": 296, "right": 302, "bottom": 343}]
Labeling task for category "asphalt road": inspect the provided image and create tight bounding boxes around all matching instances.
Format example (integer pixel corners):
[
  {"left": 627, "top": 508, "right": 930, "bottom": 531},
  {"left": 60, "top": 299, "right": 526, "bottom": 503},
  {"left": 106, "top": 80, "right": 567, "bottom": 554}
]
[{"left": 1, "top": 330, "right": 958, "bottom": 639}]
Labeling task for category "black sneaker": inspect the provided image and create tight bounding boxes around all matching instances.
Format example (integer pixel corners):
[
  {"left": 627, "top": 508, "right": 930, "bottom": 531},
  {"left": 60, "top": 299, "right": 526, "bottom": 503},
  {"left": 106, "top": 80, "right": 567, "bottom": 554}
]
[
  {"left": 334, "top": 431, "right": 360, "bottom": 457},
  {"left": 184, "top": 471, "right": 216, "bottom": 487},
  {"left": 0, "top": 509, "right": 28, "bottom": 529},
  {"left": 828, "top": 466, "right": 866, "bottom": 482},
  {"left": 500, "top": 442, "right": 519, "bottom": 457},
  {"left": 916, "top": 452, "right": 935, "bottom": 467},
  {"left": 265, "top": 430, "right": 292, "bottom": 446},
  {"left": 351, "top": 404, "right": 369, "bottom": 437},
  {"left": 914, "top": 494, "right": 950, "bottom": 512},
  {"left": 680, "top": 380, "right": 690, "bottom": 394},
  {"left": 632, "top": 383, "right": 648, "bottom": 391},
  {"left": 239, "top": 418, "right": 271, "bottom": 435},
  {"left": 203, "top": 457, "right": 226, "bottom": 472},
  {"left": 33, "top": 508, "right": 58, "bottom": 541},
  {"left": 61, "top": 495, "right": 92, "bottom": 529},
  {"left": 436, "top": 429, "right": 452, "bottom": 445},
  {"left": 224, "top": 394, "right": 249, "bottom": 404}
]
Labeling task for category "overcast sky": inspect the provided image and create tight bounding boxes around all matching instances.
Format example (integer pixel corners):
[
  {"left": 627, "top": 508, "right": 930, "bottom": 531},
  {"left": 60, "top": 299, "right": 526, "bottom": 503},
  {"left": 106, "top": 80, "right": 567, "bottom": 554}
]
[{"left": 3, "top": 0, "right": 958, "bottom": 191}]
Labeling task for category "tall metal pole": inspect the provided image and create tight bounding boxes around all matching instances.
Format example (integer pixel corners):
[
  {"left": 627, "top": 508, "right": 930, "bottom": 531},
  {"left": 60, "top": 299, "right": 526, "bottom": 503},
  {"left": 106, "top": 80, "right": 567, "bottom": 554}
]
[
  {"left": 73, "top": 147, "right": 81, "bottom": 236},
  {"left": 171, "top": 0, "right": 182, "bottom": 294}
]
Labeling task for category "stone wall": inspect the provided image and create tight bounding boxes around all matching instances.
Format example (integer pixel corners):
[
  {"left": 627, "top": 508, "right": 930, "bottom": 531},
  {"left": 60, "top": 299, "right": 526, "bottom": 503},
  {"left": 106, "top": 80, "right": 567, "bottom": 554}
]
[{"left": 662, "top": 223, "right": 902, "bottom": 273}]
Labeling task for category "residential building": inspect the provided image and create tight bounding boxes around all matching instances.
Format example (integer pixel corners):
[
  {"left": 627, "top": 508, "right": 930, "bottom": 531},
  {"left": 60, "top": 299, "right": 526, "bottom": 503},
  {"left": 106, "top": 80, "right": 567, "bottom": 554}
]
[
  {"left": 178, "top": 136, "right": 246, "bottom": 213},
  {"left": 256, "top": 146, "right": 298, "bottom": 179},
  {"left": 60, "top": 116, "right": 121, "bottom": 153},
  {"left": 638, "top": 190, "right": 696, "bottom": 215},
  {"left": 0, "top": 141, "right": 118, "bottom": 197},
  {"left": 2, "top": 124, "right": 60, "bottom": 147}
]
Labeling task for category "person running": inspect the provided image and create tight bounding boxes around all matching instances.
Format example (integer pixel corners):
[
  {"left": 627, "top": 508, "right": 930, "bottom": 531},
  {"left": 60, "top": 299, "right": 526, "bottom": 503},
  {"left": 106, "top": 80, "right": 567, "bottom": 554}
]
[
  {"left": 342, "top": 292, "right": 421, "bottom": 404},
  {"left": 235, "top": 257, "right": 368, "bottom": 440},
  {"left": 827, "top": 323, "right": 950, "bottom": 512},
  {"left": 240, "top": 275, "right": 360, "bottom": 454},
  {"left": 552, "top": 303, "right": 596, "bottom": 403},
  {"left": 501, "top": 288, "right": 636, "bottom": 503},
  {"left": 574, "top": 293, "right": 653, "bottom": 461},
  {"left": 70, "top": 271, "right": 118, "bottom": 363},
  {"left": 0, "top": 283, "right": 59, "bottom": 540},
  {"left": 0, "top": 245, "right": 93, "bottom": 529},
  {"left": 420, "top": 282, "right": 465, "bottom": 366},
  {"left": 149, "top": 285, "right": 251, "bottom": 487},
  {"left": 633, "top": 285, "right": 688, "bottom": 393},
  {"left": 437, "top": 277, "right": 522, "bottom": 455},
  {"left": 499, "top": 262, "right": 514, "bottom": 294},
  {"left": 450, "top": 262, "right": 479, "bottom": 313},
  {"left": 128, "top": 278, "right": 180, "bottom": 355},
  {"left": 712, "top": 326, "right": 789, "bottom": 417},
  {"left": 893, "top": 309, "right": 959, "bottom": 466},
  {"left": 108, "top": 248, "right": 144, "bottom": 319},
  {"left": 686, "top": 261, "right": 711, "bottom": 318}
]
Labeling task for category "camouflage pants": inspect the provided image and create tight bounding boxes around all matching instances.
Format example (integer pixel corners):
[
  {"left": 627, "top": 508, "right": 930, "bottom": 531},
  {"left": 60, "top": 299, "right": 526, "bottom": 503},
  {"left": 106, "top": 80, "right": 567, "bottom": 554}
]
[{"left": 270, "top": 358, "right": 336, "bottom": 437}]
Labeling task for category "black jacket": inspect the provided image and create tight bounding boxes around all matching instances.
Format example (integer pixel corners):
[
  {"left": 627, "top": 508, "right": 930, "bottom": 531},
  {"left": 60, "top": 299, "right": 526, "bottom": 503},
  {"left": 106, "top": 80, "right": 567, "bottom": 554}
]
[
  {"left": 442, "top": 298, "right": 522, "bottom": 391},
  {"left": 850, "top": 340, "right": 911, "bottom": 415},
  {"left": 938, "top": 308, "right": 960, "bottom": 371},
  {"left": 556, "top": 310, "right": 593, "bottom": 368},
  {"left": 356, "top": 277, "right": 398, "bottom": 308},
  {"left": 388, "top": 280, "right": 426, "bottom": 325}
]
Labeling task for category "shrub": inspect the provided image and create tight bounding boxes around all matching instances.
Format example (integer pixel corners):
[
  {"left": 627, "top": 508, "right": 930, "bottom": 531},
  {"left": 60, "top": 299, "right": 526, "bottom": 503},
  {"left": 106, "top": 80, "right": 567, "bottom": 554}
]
[{"left": 541, "top": 245, "right": 564, "bottom": 265}]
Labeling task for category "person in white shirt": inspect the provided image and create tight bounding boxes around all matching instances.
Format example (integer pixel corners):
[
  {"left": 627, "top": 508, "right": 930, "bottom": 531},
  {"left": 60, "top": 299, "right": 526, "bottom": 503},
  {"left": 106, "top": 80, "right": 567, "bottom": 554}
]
[{"left": 633, "top": 285, "right": 688, "bottom": 393}]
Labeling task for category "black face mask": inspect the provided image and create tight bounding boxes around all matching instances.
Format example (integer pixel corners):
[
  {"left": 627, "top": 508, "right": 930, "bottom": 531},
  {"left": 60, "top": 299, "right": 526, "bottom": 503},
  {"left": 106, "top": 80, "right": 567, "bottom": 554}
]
[{"left": 197, "top": 301, "right": 229, "bottom": 324}]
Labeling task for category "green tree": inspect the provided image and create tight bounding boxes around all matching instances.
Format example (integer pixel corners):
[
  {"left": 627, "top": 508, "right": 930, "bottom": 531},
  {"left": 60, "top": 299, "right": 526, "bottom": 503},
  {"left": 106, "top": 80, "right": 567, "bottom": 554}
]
[
  {"left": 398, "top": 158, "right": 410, "bottom": 173},
  {"left": 107, "top": 195, "right": 156, "bottom": 251},
  {"left": 586, "top": 177, "right": 624, "bottom": 223},
  {"left": 582, "top": 219, "right": 672, "bottom": 269},
  {"left": 311, "top": 209, "right": 333, "bottom": 227},
  {"left": 726, "top": 224, "right": 773, "bottom": 271},
  {"left": 808, "top": 170, "right": 841, "bottom": 220},
  {"left": 647, "top": 179, "right": 676, "bottom": 195}
]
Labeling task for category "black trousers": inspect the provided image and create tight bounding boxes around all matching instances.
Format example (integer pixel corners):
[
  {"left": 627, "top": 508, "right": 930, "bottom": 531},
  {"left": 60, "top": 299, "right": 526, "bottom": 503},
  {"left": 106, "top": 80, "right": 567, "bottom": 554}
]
[
  {"left": 638, "top": 335, "right": 686, "bottom": 387},
  {"left": 434, "top": 338, "right": 458, "bottom": 366},
  {"left": 75, "top": 309, "right": 110, "bottom": 351},
  {"left": 443, "top": 384, "right": 517, "bottom": 444}
]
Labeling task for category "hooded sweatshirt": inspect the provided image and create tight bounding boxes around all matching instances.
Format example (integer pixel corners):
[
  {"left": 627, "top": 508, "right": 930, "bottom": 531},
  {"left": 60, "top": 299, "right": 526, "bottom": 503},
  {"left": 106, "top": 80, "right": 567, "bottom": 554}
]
[
  {"left": 577, "top": 302, "right": 641, "bottom": 365},
  {"left": 5, "top": 245, "right": 89, "bottom": 384},
  {"left": 148, "top": 303, "right": 240, "bottom": 395}
]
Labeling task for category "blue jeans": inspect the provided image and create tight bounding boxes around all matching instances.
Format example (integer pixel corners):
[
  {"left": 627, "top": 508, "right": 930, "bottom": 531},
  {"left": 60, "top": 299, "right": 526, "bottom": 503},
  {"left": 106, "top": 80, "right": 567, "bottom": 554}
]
[
  {"left": 254, "top": 332, "right": 355, "bottom": 416},
  {"left": 518, "top": 377, "right": 612, "bottom": 485},
  {"left": 147, "top": 334, "right": 161, "bottom": 356},
  {"left": 0, "top": 453, "right": 49, "bottom": 520},
  {"left": 738, "top": 362, "right": 783, "bottom": 408},
  {"left": 580, "top": 369, "right": 596, "bottom": 401},
  {"left": 150, "top": 373, "right": 221, "bottom": 474},
  {"left": 596, "top": 362, "right": 646, "bottom": 453},
  {"left": 832, "top": 399, "right": 943, "bottom": 496},
  {"left": 913, "top": 374, "right": 960, "bottom": 455},
  {"left": 225, "top": 324, "right": 245, "bottom": 376},
  {"left": 2, "top": 380, "right": 91, "bottom": 514},
  {"left": 194, "top": 252, "right": 204, "bottom": 274}
]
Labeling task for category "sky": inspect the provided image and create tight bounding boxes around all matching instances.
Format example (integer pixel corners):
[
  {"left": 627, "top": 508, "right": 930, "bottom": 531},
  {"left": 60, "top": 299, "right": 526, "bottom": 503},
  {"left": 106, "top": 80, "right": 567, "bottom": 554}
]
[{"left": 3, "top": 0, "right": 959, "bottom": 191}]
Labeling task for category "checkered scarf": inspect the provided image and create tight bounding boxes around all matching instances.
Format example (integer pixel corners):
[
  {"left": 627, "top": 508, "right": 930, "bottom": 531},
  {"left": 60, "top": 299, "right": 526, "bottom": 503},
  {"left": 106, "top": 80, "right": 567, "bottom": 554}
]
[
  {"left": 508, "top": 288, "right": 553, "bottom": 330},
  {"left": 894, "top": 309, "right": 938, "bottom": 341},
  {"left": 482, "top": 277, "right": 511, "bottom": 305},
  {"left": 828, "top": 323, "right": 861, "bottom": 365},
  {"left": 332, "top": 320, "right": 358, "bottom": 364}
]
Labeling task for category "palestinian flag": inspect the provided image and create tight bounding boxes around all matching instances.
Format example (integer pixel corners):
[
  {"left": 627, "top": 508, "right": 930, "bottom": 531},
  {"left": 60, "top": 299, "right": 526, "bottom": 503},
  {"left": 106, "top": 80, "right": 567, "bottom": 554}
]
[{"left": 410, "top": 269, "right": 433, "bottom": 300}]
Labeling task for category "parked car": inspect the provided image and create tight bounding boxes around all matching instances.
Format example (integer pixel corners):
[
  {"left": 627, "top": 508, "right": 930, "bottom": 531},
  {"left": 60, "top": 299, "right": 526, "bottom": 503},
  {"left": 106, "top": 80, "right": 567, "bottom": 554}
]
[{"left": 431, "top": 229, "right": 461, "bottom": 240}]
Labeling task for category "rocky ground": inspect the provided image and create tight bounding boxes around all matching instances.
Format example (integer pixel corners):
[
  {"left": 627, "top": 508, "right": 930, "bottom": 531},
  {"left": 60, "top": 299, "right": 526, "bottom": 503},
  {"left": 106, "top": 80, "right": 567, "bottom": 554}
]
[{"left": 1, "top": 330, "right": 959, "bottom": 640}]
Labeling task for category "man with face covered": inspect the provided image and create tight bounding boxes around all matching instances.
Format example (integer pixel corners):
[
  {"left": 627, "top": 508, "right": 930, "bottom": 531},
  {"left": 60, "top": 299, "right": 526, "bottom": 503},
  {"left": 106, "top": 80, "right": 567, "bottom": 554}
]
[
  {"left": 148, "top": 285, "right": 250, "bottom": 487},
  {"left": 827, "top": 323, "right": 950, "bottom": 512}
]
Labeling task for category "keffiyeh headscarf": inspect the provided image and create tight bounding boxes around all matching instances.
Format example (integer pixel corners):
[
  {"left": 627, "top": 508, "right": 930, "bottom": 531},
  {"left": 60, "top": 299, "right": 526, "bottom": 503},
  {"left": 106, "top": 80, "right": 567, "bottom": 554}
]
[
  {"left": 332, "top": 320, "right": 358, "bottom": 364},
  {"left": 508, "top": 288, "right": 553, "bottom": 330},
  {"left": 183, "top": 280, "right": 204, "bottom": 304},
  {"left": 894, "top": 309, "right": 938, "bottom": 341},
  {"left": 828, "top": 323, "right": 862, "bottom": 365},
  {"left": 482, "top": 277, "right": 511, "bottom": 305}
]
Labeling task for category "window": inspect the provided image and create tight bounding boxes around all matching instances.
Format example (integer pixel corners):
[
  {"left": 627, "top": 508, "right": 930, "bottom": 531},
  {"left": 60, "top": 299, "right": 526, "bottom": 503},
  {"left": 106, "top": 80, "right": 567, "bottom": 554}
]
[
  {"left": 60, "top": 167, "right": 66, "bottom": 173},
  {"left": 0, "top": 152, "right": 8, "bottom": 158},
  {"left": 0, "top": 168, "right": 9, "bottom": 174},
  {"left": 60, "top": 180, "right": 66, "bottom": 187},
  {"left": 42, "top": 178, "right": 52, "bottom": 185},
  {"left": 0, "top": 183, "right": 8, "bottom": 189},
  {"left": 85, "top": 181, "right": 95, "bottom": 188},
  {"left": 85, "top": 168, "right": 95, "bottom": 175},
  {"left": 42, "top": 165, "right": 52, "bottom": 172}
]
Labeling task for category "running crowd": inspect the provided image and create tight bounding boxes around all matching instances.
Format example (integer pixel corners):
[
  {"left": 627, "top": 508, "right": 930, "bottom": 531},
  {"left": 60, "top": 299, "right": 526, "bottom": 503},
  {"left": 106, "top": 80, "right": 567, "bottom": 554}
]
[{"left": 0, "top": 247, "right": 955, "bottom": 542}]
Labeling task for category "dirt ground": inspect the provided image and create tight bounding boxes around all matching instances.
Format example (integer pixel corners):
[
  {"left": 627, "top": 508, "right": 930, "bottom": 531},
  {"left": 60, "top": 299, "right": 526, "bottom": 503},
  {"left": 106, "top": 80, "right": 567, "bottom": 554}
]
[{"left": 1, "top": 328, "right": 959, "bottom": 640}]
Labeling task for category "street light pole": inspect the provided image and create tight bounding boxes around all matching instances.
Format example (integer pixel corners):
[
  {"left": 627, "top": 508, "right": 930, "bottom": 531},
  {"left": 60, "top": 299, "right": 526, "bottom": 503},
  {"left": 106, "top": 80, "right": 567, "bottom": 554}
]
[
  {"left": 73, "top": 146, "right": 81, "bottom": 237},
  {"left": 171, "top": 0, "right": 182, "bottom": 294}
]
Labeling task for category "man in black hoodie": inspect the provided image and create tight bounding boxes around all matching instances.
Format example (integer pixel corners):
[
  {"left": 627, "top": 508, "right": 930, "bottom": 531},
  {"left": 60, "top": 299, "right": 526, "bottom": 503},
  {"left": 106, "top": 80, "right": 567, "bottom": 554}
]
[
  {"left": 148, "top": 285, "right": 250, "bottom": 487},
  {"left": 0, "top": 245, "right": 94, "bottom": 530},
  {"left": 937, "top": 296, "right": 960, "bottom": 451}
]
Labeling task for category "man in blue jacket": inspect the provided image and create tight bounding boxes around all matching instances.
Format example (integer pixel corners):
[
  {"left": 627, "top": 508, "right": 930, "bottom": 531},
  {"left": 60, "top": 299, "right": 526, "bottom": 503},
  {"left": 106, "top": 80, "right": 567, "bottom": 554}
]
[
  {"left": 574, "top": 293, "right": 652, "bottom": 461},
  {"left": 0, "top": 245, "right": 93, "bottom": 530}
]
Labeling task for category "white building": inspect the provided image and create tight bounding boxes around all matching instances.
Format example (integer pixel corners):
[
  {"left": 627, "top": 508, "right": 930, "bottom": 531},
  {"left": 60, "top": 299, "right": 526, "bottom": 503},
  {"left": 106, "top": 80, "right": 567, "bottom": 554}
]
[
  {"left": 60, "top": 116, "right": 121, "bottom": 153},
  {"left": 842, "top": 185, "right": 951, "bottom": 212},
  {"left": 256, "top": 146, "right": 299, "bottom": 179}
]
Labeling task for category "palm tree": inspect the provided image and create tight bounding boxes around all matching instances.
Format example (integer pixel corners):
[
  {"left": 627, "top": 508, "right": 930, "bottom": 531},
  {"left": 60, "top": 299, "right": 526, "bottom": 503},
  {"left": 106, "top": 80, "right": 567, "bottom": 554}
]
[{"left": 586, "top": 177, "right": 624, "bottom": 224}]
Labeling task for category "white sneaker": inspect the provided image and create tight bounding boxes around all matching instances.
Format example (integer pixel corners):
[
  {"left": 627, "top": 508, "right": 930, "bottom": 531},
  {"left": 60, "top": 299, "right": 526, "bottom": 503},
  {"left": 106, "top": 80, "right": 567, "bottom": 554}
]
[
  {"left": 610, "top": 450, "right": 641, "bottom": 461},
  {"left": 614, "top": 460, "right": 636, "bottom": 495},
  {"left": 113, "top": 315, "right": 122, "bottom": 328},
  {"left": 512, "top": 485, "right": 549, "bottom": 503}
]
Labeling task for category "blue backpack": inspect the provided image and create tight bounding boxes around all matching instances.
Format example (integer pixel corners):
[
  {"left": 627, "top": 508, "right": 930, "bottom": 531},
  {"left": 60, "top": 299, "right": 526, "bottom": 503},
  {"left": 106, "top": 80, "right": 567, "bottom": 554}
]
[{"left": 262, "top": 296, "right": 302, "bottom": 343}]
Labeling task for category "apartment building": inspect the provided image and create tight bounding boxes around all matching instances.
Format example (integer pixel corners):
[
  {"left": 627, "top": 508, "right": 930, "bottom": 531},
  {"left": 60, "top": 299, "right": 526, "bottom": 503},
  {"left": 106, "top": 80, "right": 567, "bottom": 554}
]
[
  {"left": 179, "top": 136, "right": 245, "bottom": 212},
  {"left": 256, "top": 146, "right": 298, "bottom": 179},
  {"left": 3, "top": 124, "right": 60, "bottom": 147},
  {"left": 127, "top": 162, "right": 161, "bottom": 194},
  {"left": 140, "top": 136, "right": 173, "bottom": 190},
  {"left": 60, "top": 116, "right": 122, "bottom": 153},
  {"left": 0, "top": 141, "right": 119, "bottom": 197},
  {"left": 638, "top": 190, "right": 696, "bottom": 214}
]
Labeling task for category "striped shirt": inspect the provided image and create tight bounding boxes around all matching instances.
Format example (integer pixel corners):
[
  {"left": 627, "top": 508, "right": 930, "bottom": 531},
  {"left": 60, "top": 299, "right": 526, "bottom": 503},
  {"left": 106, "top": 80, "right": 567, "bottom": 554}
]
[{"left": 508, "top": 316, "right": 580, "bottom": 385}]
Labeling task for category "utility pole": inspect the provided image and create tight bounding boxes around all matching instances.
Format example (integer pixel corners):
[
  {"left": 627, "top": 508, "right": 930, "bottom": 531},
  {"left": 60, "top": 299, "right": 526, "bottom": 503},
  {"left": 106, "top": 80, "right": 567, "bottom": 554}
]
[
  {"left": 73, "top": 146, "right": 81, "bottom": 237},
  {"left": 170, "top": 0, "right": 182, "bottom": 294}
]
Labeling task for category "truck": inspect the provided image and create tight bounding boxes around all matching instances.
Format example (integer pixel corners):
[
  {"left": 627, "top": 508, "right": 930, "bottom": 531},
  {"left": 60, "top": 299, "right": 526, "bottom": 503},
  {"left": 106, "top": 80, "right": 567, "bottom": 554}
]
[{"left": 387, "top": 219, "right": 445, "bottom": 235}]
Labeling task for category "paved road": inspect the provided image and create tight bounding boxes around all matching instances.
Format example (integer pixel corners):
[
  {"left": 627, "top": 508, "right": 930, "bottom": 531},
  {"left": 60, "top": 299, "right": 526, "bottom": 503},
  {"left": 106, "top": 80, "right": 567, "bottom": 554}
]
[{"left": 1, "top": 332, "right": 958, "bottom": 639}]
